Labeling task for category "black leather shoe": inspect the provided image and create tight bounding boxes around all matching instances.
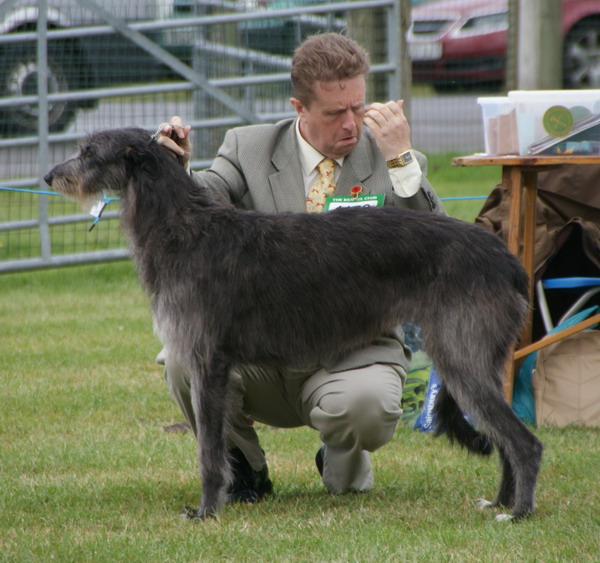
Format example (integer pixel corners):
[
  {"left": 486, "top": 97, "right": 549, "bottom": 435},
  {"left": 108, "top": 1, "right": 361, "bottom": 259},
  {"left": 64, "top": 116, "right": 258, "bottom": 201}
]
[
  {"left": 315, "top": 444, "right": 326, "bottom": 477},
  {"left": 226, "top": 447, "right": 273, "bottom": 504}
]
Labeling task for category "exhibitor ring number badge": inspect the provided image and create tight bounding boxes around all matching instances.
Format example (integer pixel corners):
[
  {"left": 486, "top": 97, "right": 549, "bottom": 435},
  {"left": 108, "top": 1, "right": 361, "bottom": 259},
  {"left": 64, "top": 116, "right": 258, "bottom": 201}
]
[
  {"left": 324, "top": 193, "right": 385, "bottom": 211},
  {"left": 542, "top": 105, "right": 574, "bottom": 137}
]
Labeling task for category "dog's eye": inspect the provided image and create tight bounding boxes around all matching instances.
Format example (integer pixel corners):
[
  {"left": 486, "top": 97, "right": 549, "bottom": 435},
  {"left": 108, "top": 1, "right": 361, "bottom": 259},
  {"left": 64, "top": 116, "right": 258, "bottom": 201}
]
[{"left": 80, "top": 144, "right": 92, "bottom": 157}]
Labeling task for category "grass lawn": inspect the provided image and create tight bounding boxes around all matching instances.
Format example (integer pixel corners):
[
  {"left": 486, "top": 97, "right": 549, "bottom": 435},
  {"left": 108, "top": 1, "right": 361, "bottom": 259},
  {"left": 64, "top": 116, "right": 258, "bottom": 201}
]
[{"left": 2, "top": 159, "right": 599, "bottom": 562}]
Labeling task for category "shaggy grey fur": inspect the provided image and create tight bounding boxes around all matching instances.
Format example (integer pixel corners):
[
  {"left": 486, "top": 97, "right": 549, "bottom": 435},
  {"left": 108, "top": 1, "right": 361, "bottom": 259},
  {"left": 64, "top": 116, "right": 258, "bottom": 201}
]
[{"left": 45, "top": 127, "right": 543, "bottom": 521}]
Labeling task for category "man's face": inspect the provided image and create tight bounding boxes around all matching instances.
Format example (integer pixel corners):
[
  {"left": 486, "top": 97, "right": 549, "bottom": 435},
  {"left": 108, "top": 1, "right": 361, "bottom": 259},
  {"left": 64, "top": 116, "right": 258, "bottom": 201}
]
[{"left": 291, "top": 75, "right": 366, "bottom": 159}]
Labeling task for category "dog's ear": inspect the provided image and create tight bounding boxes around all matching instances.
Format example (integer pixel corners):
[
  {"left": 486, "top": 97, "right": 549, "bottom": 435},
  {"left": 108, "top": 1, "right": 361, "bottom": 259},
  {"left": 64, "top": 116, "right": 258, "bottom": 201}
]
[
  {"left": 121, "top": 142, "right": 160, "bottom": 176},
  {"left": 122, "top": 143, "right": 147, "bottom": 162}
]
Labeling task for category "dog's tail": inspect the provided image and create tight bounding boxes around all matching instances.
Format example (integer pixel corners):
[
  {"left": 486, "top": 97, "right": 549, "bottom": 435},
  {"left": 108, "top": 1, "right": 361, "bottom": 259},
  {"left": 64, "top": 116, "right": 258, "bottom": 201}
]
[{"left": 433, "top": 384, "right": 494, "bottom": 455}]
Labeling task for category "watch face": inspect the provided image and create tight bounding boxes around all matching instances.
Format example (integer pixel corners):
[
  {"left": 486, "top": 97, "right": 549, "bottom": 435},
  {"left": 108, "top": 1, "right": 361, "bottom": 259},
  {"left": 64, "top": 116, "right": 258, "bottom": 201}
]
[{"left": 401, "top": 151, "right": 413, "bottom": 165}]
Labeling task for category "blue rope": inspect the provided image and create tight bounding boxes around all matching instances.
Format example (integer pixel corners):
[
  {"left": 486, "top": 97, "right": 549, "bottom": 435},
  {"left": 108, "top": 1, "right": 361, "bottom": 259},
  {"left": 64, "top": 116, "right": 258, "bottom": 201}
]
[
  {"left": 0, "top": 186, "right": 119, "bottom": 230},
  {"left": 440, "top": 196, "right": 487, "bottom": 201},
  {"left": 0, "top": 186, "right": 64, "bottom": 197}
]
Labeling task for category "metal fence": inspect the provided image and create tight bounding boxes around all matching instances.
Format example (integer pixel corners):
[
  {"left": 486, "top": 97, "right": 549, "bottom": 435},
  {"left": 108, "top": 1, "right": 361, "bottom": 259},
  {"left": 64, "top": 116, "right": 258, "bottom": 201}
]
[{"left": 0, "top": 0, "right": 485, "bottom": 273}]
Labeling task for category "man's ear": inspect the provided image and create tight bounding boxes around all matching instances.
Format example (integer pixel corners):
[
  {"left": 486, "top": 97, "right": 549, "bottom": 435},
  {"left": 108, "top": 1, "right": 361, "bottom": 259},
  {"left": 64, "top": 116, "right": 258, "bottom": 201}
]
[{"left": 290, "top": 97, "right": 305, "bottom": 116}]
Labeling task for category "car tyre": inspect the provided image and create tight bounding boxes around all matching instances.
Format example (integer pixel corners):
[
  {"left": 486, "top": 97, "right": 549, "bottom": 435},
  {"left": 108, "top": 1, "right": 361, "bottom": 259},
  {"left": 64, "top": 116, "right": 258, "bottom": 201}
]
[
  {"left": 563, "top": 16, "right": 600, "bottom": 89},
  {"left": 0, "top": 40, "right": 79, "bottom": 136}
]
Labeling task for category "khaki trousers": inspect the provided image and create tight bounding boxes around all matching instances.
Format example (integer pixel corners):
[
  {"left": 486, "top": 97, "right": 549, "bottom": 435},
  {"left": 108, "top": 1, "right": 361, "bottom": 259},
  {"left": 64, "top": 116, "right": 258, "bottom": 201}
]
[{"left": 161, "top": 353, "right": 405, "bottom": 494}]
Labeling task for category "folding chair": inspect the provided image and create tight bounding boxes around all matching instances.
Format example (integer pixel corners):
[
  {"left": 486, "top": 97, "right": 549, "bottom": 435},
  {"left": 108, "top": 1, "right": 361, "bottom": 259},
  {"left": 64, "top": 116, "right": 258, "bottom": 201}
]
[{"left": 536, "top": 277, "right": 600, "bottom": 333}]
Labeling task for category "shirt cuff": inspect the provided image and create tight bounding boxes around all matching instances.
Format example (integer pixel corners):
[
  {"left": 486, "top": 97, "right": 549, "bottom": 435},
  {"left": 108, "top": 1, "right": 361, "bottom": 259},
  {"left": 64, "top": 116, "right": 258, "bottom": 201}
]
[{"left": 388, "top": 156, "right": 422, "bottom": 198}]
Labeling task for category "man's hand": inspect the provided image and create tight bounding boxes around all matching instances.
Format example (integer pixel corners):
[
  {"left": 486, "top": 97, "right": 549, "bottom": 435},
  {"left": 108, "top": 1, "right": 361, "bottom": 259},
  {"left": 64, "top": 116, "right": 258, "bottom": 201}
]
[
  {"left": 155, "top": 115, "right": 192, "bottom": 169},
  {"left": 364, "top": 100, "right": 412, "bottom": 160}
]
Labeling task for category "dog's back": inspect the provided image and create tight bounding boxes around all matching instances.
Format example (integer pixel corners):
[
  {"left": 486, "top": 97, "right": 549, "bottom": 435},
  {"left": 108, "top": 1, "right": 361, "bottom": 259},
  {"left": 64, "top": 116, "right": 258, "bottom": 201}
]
[{"left": 183, "top": 205, "right": 528, "bottom": 370}]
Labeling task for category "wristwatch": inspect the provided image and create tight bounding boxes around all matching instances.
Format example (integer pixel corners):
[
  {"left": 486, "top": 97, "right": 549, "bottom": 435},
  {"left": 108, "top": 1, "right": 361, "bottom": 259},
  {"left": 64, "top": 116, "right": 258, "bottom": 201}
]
[{"left": 386, "top": 150, "right": 414, "bottom": 169}]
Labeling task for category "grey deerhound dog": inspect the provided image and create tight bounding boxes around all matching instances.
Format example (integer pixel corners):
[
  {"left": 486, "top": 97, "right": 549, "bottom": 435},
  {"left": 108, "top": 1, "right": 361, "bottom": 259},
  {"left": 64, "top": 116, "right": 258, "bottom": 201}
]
[{"left": 45, "top": 127, "right": 543, "bottom": 521}]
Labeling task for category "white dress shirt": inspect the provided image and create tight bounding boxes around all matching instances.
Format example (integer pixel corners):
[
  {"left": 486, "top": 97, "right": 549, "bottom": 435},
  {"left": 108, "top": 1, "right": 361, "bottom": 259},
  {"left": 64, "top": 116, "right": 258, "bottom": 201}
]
[{"left": 294, "top": 118, "right": 422, "bottom": 198}]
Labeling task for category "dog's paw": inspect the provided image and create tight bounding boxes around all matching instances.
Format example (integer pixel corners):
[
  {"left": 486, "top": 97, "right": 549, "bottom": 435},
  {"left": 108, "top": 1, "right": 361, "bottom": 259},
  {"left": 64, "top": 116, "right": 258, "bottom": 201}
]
[
  {"left": 180, "top": 506, "right": 217, "bottom": 521},
  {"left": 181, "top": 506, "right": 200, "bottom": 520},
  {"left": 495, "top": 513, "right": 515, "bottom": 522},
  {"left": 477, "top": 498, "right": 496, "bottom": 510}
]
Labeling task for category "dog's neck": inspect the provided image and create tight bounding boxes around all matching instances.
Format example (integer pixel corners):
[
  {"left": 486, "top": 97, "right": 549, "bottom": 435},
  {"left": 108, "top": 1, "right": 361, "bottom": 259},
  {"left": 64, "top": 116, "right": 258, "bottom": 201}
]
[{"left": 121, "top": 145, "right": 224, "bottom": 295}]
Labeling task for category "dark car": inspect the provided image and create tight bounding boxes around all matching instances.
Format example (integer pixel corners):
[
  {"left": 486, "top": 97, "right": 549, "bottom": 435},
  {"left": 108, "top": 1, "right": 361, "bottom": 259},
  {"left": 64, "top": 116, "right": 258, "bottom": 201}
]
[
  {"left": 235, "top": 0, "right": 430, "bottom": 56},
  {"left": 235, "top": 0, "right": 345, "bottom": 56},
  {"left": 0, "top": 0, "right": 170, "bottom": 136},
  {"left": 408, "top": 0, "right": 600, "bottom": 92}
]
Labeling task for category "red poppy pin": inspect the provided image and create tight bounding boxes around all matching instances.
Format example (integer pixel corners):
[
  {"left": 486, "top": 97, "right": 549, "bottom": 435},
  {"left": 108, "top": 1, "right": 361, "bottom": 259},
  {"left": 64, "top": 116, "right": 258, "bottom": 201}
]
[{"left": 350, "top": 185, "right": 363, "bottom": 199}]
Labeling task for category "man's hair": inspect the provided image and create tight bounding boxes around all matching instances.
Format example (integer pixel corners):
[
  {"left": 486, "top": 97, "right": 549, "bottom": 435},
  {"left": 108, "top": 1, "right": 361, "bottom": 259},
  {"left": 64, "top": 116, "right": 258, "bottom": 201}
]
[{"left": 291, "top": 33, "right": 370, "bottom": 106}]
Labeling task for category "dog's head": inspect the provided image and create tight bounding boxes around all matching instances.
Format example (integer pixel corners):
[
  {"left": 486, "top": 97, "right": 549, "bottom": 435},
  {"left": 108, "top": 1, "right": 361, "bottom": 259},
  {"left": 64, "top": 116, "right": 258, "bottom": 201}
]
[{"left": 44, "top": 127, "right": 163, "bottom": 206}]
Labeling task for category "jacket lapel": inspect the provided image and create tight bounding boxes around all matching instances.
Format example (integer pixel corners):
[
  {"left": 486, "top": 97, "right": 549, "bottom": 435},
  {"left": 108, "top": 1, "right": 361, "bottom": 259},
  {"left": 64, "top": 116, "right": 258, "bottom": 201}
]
[{"left": 269, "top": 123, "right": 307, "bottom": 213}]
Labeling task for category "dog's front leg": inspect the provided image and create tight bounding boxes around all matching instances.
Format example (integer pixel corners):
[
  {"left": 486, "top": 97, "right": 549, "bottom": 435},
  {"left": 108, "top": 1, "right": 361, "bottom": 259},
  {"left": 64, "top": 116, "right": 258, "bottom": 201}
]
[{"left": 184, "top": 352, "right": 232, "bottom": 520}]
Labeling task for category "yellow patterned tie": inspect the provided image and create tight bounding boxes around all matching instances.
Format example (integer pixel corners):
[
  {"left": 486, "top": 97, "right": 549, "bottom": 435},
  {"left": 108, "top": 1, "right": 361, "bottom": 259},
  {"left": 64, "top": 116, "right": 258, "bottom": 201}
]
[{"left": 306, "top": 158, "right": 337, "bottom": 213}]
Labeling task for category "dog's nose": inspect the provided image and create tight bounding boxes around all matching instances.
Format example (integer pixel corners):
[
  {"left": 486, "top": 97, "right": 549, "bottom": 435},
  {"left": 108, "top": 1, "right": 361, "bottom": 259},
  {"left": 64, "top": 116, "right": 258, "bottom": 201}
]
[{"left": 44, "top": 172, "right": 53, "bottom": 186}]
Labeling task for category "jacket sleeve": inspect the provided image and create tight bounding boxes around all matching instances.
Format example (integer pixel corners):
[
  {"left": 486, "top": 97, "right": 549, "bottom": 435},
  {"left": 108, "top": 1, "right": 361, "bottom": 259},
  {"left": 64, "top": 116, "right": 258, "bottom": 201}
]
[
  {"left": 189, "top": 128, "right": 248, "bottom": 206},
  {"left": 390, "top": 150, "right": 446, "bottom": 215}
]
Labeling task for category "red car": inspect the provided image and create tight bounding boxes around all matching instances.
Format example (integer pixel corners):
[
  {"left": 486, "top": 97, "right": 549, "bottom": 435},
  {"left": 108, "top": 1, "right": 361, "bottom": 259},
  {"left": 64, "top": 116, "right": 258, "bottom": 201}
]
[{"left": 408, "top": 0, "right": 600, "bottom": 91}]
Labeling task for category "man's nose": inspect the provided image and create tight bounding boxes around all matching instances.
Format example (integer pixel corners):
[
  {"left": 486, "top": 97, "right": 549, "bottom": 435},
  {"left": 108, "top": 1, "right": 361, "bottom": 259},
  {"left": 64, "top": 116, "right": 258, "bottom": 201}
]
[{"left": 341, "top": 108, "right": 357, "bottom": 129}]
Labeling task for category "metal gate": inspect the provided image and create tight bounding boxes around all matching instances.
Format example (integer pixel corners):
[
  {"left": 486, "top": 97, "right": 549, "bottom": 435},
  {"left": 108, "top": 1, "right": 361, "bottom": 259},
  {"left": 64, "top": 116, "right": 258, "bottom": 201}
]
[{"left": 0, "top": 0, "right": 403, "bottom": 272}]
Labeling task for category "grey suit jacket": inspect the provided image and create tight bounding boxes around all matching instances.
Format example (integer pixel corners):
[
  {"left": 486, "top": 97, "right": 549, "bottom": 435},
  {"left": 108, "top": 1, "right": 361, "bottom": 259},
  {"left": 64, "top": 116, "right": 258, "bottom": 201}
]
[
  {"left": 193, "top": 118, "right": 444, "bottom": 215},
  {"left": 191, "top": 118, "right": 445, "bottom": 374}
]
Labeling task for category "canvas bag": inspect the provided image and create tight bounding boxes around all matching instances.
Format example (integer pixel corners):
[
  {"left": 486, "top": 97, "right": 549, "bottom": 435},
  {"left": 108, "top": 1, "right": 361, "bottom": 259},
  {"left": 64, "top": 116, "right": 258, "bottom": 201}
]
[
  {"left": 512, "top": 306, "right": 598, "bottom": 425},
  {"left": 534, "top": 330, "right": 600, "bottom": 427}
]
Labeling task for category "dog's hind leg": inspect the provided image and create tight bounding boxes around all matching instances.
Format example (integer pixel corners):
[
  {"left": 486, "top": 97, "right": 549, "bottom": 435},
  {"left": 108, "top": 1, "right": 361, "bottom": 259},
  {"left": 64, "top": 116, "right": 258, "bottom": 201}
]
[
  {"left": 492, "top": 446, "right": 515, "bottom": 508},
  {"left": 463, "top": 389, "right": 543, "bottom": 521},
  {"left": 184, "top": 351, "right": 232, "bottom": 520},
  {"left": 477, "top": 445, "right": 514, "bottom": 512},
  {"left": 424, "top": 289, "right": 542, "bottom": 521},
  {"left": 429, "top": 343, "right": 542, "bottom": 520},
  {"left": 492, "top": 410, "right": 543, "bottom": 521},
  {"left": 433, "top": 381, "right": 539, "bottom": 518}
]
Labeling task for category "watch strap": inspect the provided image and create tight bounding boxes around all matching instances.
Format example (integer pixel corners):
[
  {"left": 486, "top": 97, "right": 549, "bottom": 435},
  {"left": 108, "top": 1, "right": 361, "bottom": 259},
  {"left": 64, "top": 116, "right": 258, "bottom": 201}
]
[{"left": 386, "top": 150, "right": 414, "bottom": 169}]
